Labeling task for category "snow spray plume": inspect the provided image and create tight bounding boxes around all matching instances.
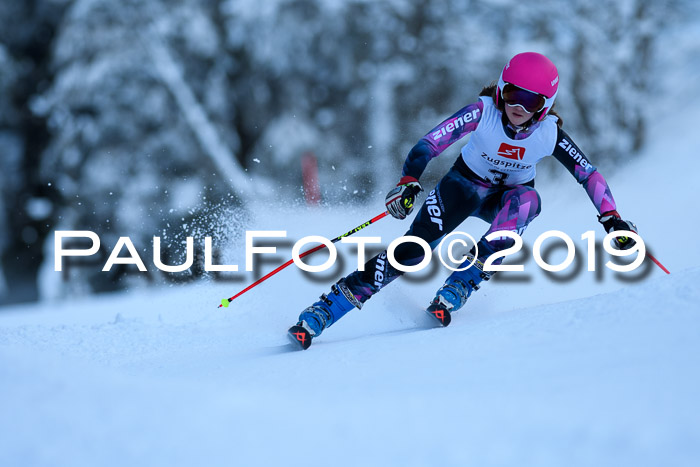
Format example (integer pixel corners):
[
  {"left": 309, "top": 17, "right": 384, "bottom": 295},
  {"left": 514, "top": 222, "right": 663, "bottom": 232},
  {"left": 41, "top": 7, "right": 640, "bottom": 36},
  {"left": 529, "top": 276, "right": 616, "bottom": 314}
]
[
  {"left": 218, "top": 211, "right": 389, "bottom": 308},
  {"left": 164, "top": 201, "right": 248, "bottom": 283}
]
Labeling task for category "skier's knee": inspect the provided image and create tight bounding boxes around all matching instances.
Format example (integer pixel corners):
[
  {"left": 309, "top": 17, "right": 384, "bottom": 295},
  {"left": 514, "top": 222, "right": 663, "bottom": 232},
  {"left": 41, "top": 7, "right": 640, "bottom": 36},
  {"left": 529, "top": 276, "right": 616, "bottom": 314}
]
[
  {"left": 393, "top": 240, "right": 436, "bottom": 268},
  {"left": 507, "top": 186, "right": 542, "bottom": 220}
]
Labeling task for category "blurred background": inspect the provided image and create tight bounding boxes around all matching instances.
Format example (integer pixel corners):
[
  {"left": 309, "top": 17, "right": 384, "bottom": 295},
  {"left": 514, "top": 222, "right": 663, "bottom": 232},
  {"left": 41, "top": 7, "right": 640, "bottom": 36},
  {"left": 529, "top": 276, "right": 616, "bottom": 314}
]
[{"left": 0, "top": 0, "right": 696, "bottom": 306}]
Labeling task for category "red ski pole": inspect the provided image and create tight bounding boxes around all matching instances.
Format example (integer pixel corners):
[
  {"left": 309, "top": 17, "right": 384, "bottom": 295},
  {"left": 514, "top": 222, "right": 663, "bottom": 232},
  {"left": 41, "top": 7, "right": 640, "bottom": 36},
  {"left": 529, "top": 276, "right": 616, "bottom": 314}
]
[
  {"left": 218, "top": 211, "right": 389, "bottom": 308},
  {"left": 647, "top": 252, "right": 670, "bottom": 274}
]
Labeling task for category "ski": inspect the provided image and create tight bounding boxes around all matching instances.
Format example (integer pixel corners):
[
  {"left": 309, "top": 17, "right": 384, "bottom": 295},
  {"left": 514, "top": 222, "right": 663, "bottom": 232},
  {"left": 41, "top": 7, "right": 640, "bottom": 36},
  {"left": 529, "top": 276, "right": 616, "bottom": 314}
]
[
  {"left": 426, "top": 302, "right": 452, "bottom": 327},
  {"left": 288, "top": 324, "right": 313, "bottom": 350}
]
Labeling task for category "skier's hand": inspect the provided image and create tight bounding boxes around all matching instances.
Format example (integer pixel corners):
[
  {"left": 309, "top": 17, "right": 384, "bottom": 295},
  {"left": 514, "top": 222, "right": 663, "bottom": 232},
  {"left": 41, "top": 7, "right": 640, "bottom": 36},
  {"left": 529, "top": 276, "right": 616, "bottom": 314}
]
[
  {"left": 385, "top": 176, "right": 422, "bottom": 220},
  {"left": 598, "top": 210, "right": 638, "bottom": 250}
]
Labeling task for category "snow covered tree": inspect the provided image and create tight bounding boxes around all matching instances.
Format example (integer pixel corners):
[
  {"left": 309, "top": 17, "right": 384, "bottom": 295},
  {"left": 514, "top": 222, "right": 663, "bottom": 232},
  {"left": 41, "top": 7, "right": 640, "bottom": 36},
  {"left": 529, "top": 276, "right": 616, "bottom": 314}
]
[
  {"left": 0, "top": 0, "right": 692, "bottom": 303},
  {"left": 35, "top": 0, "right": 250, "bottom": 297},
  {"left": 0, "top": 0, "right": 65, "bottom": 305}
]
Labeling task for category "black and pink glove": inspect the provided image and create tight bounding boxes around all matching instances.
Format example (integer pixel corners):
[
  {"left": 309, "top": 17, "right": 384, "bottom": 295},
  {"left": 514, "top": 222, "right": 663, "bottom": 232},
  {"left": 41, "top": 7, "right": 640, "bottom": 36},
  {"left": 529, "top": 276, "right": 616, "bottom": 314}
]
[
  {"left": 598, "top": 210, "right": 638, "bottom": 250},
  {"left": 385, "top": 176, "right": 423, "bottom": 220}
]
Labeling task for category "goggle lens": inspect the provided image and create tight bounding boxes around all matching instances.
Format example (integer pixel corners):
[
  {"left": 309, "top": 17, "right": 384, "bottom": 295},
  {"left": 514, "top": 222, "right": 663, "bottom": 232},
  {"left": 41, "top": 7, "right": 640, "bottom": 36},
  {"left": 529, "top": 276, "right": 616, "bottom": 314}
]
[{"left": 501, "top": 84, "right": 546, "bottom": 113}]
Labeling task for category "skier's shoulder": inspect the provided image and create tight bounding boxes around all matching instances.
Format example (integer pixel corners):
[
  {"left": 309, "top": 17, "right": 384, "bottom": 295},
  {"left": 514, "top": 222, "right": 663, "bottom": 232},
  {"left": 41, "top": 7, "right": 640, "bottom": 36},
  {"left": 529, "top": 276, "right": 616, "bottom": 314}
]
[
  {"left": 535, "top": 113, "right": 560, "bottom": 148},
  {"left": 478, "top": 95, "right": 495, "bottom": 109},
  {"left": 553, "top": 125, "right": 577, "bottom": 147},
  {"left": 474, "top": 95, "right": 496, "bottom": 123},
  {"left": 543, "top": 113, "right": 559, "bottom": 128}
]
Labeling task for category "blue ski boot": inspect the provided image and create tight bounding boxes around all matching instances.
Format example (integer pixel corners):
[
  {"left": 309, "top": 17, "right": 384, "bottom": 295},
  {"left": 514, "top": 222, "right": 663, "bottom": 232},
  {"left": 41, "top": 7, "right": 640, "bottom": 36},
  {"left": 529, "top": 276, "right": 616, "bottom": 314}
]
[
  {"left": 288, "top": 279, "right": 362, "bottom": 349},
  {"left": 427, "top": 255, "right": 492, "bottom": 326}
]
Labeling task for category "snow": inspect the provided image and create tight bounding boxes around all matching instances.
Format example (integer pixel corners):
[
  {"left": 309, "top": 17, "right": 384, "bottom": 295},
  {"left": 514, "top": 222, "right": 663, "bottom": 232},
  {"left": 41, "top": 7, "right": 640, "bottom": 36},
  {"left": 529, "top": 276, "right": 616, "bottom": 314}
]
[
  {"left": 2, "top": 113, "right": 700, "bottom": 466},
  {"left": 1, "top": 263, "right": 699, "bottom": 466},
  {"left": 3, "top": 12, "right": 700, "bottom": 467}
]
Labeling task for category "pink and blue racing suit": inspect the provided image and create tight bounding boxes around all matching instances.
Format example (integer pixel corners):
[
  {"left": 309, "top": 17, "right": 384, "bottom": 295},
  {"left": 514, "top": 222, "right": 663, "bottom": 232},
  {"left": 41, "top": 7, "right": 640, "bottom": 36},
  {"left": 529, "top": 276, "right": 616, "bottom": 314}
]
[{"left": 344, "top": 96, "right": 617, "bottom": 302}]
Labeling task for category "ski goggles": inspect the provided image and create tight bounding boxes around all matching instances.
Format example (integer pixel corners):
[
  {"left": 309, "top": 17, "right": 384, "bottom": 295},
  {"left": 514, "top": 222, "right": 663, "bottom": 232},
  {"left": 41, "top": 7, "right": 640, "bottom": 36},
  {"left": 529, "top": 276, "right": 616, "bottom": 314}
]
[{"left": 501, "top": 84, "right": 546, "bottom": 113}]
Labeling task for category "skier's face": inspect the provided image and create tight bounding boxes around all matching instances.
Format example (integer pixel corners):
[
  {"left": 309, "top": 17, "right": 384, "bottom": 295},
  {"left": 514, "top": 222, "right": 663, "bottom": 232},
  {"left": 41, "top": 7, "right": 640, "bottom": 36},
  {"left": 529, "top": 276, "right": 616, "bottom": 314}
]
[{"left": 505, "top": 103, "right": 534, "bottom": 126}]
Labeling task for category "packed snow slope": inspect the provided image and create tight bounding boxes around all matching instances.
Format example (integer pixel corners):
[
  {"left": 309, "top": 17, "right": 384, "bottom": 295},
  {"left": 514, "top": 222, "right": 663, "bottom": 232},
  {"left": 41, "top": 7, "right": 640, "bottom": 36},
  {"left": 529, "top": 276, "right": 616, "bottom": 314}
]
[
  {"left": 2, "top": 149, "right": 700, "bottom": 467},
  {"left": 3, "top": 42, "right": 700, "bottom": 467},
  {"left": 1, "top": 262, "right": 699, "bottom": 467}
]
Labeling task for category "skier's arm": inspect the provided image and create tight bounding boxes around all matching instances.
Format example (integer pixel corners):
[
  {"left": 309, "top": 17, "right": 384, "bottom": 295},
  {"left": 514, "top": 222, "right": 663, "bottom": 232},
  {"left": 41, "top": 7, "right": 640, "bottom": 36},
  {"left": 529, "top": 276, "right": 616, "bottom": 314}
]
[
  {"left": 552, "top": 128, "right": 638, "bottom": 249},
  {"left": 551, "top": 128, "right": 616, "bottom": 215},
  {"left": 401, "top": 100, "right": 484, "bottom": 180},
  {"left": 386, "top": 100, "right": 483, "bottom": 220}
]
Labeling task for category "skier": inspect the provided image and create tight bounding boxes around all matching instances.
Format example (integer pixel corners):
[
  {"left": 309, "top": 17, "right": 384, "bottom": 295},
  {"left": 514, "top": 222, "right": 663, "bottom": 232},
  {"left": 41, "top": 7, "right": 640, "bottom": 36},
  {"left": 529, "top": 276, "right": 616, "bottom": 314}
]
[{"left": 289, "top": 52, "right": 637, "bottom": 349}]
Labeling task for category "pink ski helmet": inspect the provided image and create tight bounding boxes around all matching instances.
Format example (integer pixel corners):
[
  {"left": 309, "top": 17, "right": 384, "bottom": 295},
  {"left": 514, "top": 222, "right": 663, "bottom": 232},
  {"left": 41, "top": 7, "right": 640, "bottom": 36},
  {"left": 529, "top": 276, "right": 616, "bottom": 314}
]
[{"left": 497, "top": 52, "right": 559, "bottom": 122}]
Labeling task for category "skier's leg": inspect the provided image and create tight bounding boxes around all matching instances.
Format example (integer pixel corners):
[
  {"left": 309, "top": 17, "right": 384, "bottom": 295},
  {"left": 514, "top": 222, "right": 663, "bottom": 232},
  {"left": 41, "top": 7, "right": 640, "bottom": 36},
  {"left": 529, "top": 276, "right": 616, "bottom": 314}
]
[
  {"left": 481, "top": 185, "right": 542, "bottom": 245},
  {"left": 433, "top": 185, "right": 541, "bottom": 312},
  {"left": 344, "top": 166, "right": 486, "bottom": 303},
  {"left": 297, "top": 279, "right": 364, "bottom": 337},
  {"left": 297, "top": 167, "right": 483, "bottom": 336}
]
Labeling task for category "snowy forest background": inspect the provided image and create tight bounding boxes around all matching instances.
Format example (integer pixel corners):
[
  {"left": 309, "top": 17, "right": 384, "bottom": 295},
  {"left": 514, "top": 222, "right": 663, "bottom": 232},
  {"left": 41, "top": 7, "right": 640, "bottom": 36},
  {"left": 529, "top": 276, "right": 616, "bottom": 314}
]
[{"left": 0, "top": 0, "right": 696, "bottom": 305}]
